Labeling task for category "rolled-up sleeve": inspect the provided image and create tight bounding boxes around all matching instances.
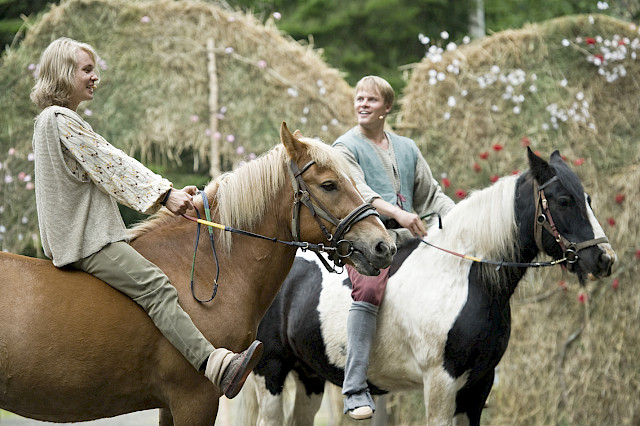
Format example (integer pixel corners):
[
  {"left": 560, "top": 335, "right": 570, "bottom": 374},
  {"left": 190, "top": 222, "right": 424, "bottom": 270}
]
[{"left": 56, "top": 112, "right": 172, "bottom": 214}]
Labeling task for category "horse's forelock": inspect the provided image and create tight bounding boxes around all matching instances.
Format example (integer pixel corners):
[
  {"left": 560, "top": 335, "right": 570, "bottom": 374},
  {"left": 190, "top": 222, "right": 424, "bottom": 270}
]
[
  {"left": 298, "top": 136, "right": 352, "bottom": 178},
  {"left": 550, "top": 160, "right": 587, "bottom": 213}
]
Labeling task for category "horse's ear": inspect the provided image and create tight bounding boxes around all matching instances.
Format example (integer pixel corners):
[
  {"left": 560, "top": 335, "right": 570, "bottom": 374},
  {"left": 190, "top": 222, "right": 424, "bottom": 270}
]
[
  {"left": 527, "top": 147, "right": 554, "bottom": 184},
  {"left": 549, "top": 150, "right": 564, "bottom": 165},
  {"left": 280, "top": 122, "right": 305, "bottom": 162},
  {"left": 293, "top": 129, "right": 303, "bottom": 138}
]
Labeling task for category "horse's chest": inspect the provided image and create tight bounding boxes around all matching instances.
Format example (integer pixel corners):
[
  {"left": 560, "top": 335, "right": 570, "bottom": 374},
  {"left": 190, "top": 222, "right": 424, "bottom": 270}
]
[{"left": 443, "top": 272, "right": 512, "bottom": 379}]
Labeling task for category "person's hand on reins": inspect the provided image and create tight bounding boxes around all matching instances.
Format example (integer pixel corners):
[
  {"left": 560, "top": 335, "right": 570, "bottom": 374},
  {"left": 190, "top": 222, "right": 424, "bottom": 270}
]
[
  {"left": 394, "top": 209, "right": 427, "bottom": 238},
  {"left": 163, "top": 185, "right": 197, "bottom": 215}
]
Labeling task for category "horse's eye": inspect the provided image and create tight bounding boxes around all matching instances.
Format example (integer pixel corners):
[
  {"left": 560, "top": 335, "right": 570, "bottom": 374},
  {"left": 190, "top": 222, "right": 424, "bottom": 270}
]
[
  {"left": 321, "top": 181, "right": 337, "bottom": 192},
  {"left": 557, "top": 197, "right": 571, "bottom": 209}
]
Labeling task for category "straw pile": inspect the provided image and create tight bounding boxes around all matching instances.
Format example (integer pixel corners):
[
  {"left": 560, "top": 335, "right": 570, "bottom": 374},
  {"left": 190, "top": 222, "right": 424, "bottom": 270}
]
[
  {"left": 0, "top": 0, "right": 356, "bottom": 255},
  {"left": 383, "top": 14, "right": 640, "bottom": 425}
]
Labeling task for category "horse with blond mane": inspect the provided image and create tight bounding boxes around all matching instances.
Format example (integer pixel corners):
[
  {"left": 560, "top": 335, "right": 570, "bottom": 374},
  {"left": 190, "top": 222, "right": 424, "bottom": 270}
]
[{"left": 0, "top": 123, "right": 395, "bottom": 425}]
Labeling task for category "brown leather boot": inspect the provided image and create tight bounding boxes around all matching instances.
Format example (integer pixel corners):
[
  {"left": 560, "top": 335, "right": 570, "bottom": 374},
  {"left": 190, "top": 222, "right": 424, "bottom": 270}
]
[{"left": 219, "top": 340, "right": 264, "bottom": 399}]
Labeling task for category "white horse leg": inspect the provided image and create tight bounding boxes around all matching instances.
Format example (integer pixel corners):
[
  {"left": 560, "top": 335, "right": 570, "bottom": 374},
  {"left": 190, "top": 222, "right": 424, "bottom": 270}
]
[
  {"left": 423, "top": 369, "right": 460, "bottom": 426},
  {"left": 288, "top": 371, "right": 324, "bottom": 426},
  {"left": 249, "top": 373, "right": 286, "bottom": 426}
]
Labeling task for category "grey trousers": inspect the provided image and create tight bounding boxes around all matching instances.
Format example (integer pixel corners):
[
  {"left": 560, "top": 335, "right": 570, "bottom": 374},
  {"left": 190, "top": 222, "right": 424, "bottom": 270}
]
[
  {"left": 343, "top": 301, "right": 378, "bottom": 413},
  {"left": 72, "top": 241, "right": 216, "bottom": 370}
]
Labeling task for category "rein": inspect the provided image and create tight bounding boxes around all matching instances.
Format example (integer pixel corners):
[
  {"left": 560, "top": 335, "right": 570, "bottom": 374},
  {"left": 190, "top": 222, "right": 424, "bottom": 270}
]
[{"left": 182, "top": 159, "right": 379, "bottom": 302}]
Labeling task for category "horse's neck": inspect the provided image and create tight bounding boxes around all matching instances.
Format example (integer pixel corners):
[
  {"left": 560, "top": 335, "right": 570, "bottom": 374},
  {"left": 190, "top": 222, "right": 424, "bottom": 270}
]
[{"left": 130, "top": 186, "right": 296, "bottom": 326}]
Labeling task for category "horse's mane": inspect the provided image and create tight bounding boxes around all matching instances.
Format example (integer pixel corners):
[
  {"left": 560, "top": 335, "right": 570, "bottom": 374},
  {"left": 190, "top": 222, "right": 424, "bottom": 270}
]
[
  {"left": 128, "top": 136, "right": 352, "bottom": 253},
  {"left": 435, "top": 175, "right": 520, "bottom": 289}
]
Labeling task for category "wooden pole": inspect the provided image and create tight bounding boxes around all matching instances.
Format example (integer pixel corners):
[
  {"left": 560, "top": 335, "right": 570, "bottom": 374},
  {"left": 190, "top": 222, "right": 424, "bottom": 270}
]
[{"left": 207, "top": 37, "right": 220, "bottom": 178}]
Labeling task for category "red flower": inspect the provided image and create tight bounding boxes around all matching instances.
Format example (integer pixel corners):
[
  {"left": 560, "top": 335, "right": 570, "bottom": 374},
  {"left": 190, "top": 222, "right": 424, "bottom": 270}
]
[
  {"left": 612, "top": 279, "right": 619, "bottom": 290},
  {"left": 585, "top": 37, "right": 596, "bottom": 45},
  {"left": 574, "top": 158, "right": 585, "bottom": 166},
  {"left": 615, "top": 193, "right": 625, "bottom": 204},
  {"left": 635, "top": 249, "right": 640, "bottom": 260},
  {"left": 594, "top": 54, "right": 604, "bottom": 62},
  {"left": 492, "top": 143, "right": 503, "bottom": 152},
  {"left": 558, "top": 280, "right": 567, "bottom": 290},
  {"left": 511, "top": 170, "right": 520, "bottom": 175},
  {"left": 618, "top": 40, "right": 626, "bottom": 46},
  {"left": 561, "top": 155, "right": 567, "bottom": 161},
  {"left": 578, "top": 292, "right": 588, "bottom": 304},
  {"left": 521, "top": 136, "right": 531, "bottom": 147},
  {"left": 473, "top": 163, "right": 482, "bottom": 173},
  {"left": 479, "top": 151, "right": 489, "bottom": 160},
  {"left": 534, "top": 150, "right": 542, "bottom": 157},
  {"left": 490, "top": 175, "right": 499, "bottom": 183},
  {"left": 442, "top": 177, "right": 451, "bottom": 188},
  {"left": 608, "top": 217, "right": 616, "bottom": 226},
  {"left": 455, "top": 189, "right": 467, "bottom": 199}
]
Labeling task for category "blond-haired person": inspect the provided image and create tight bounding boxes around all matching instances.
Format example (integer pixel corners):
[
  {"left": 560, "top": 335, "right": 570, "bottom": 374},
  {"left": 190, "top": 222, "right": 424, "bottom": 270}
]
[
  {"left": 332, "top": 75, "right": 454, "bottom": 420},
  {"left": 31, "top": 37, "right": 262, "bottom": 398}
]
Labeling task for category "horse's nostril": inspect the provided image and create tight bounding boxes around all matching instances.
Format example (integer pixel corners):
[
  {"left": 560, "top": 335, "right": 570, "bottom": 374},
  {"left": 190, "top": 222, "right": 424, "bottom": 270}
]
[{"left": 375, "top": 241, "right": 395, "bottom": 256}]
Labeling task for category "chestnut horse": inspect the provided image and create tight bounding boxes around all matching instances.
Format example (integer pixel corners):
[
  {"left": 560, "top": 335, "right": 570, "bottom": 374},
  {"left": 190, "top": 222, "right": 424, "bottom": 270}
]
[{"left": 0, "top": 123, "right": 395, "bottom": 425}]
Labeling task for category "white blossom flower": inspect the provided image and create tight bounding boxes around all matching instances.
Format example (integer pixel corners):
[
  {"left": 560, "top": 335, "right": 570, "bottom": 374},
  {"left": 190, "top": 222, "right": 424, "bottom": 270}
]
[
  {"left": 440, "top": 31, "right": 449, "bottom": 40},
  {"left": 447, "top": 96, "right": 456, "bottom": 107},
  {"left": 273, "top": 12, "right": 282, "bottom": 20},
  {"left": 562, "top": 39, "right": 570, "bottom": 47},
  {"left": 287, "top": 88, "right": 299, "bottom": 97},
  {"left": 462, "top": 36, "right": 470, "bottom": 44}
]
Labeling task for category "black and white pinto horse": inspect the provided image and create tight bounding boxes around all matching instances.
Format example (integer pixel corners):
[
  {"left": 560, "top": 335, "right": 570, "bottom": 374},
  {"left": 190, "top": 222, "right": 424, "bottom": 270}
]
[{"left": 241, "top": 149, "right": 616, "bottom": 425}]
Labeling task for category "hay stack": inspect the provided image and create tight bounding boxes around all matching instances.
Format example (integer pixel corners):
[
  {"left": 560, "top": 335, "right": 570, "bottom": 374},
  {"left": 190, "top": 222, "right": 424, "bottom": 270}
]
[
  {"left": 0, "top": 0, "right": 356, "bottom": 255},
  {"left": 389, "top": 14, "right": 640, "bottom": 425}
]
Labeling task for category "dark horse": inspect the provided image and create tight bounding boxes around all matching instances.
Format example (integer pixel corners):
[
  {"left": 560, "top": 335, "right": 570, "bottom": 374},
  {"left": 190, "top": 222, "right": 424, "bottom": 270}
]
[
  {"left": 241, "top": 148, "right": 616, "bottom": 425},
  {"left": 0, "top": 123, "right": 395, "bottom": 425}
]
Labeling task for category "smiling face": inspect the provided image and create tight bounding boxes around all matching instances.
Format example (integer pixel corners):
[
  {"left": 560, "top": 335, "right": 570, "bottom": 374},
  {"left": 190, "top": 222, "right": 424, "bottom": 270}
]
[
  {"left": 354, "top": 88, "right": 390, "bottom": 130},
  {"left": 68, "top": 48, "right": 98, "bottom": 111}
]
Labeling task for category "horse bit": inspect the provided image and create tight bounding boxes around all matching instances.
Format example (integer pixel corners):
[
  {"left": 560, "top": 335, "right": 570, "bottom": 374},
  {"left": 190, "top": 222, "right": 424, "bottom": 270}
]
[
  {"left": 533, "top": 175, "right": 608, "bottom": 265},
  {"left": 288, "top": 159, "right": 379, "bottom": 272}
]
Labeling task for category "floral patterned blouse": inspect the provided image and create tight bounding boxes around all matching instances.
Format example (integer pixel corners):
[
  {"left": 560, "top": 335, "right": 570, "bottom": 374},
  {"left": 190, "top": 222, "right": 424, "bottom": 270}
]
[{"left": 56, "top": 110, "right": 172, "bottom": 215}]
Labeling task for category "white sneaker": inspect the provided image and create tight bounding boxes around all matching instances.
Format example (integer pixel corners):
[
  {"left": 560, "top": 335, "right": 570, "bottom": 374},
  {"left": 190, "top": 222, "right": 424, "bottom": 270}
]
[{"left": 348, "top": 406, "right": 373, "bottom": 420}]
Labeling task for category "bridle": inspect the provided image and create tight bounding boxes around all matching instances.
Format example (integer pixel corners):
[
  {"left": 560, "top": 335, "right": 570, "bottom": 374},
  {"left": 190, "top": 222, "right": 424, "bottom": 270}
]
[
  {"left": 420, "top": 175, "right": 609, "bottom": 270},
  {"left": 533, "top": 176, "right": 608, "bottom": 264},
  {"left": 183, "top": 158, "right": 380, "bottom": 303},
  {"left": 288, "top": 159, "right": 379, "bottom": 272}
]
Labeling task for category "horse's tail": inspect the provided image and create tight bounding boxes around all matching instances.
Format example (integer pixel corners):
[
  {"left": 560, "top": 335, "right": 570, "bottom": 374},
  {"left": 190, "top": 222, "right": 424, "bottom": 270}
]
[{"left": 235, "top": 372, "right": 259, "bottom": 425}]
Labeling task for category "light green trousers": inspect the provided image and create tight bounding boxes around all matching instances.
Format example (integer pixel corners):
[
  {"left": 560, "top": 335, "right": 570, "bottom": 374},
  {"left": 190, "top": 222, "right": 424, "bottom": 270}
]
[{"left": 71, "top": 241, "right": 219, "bottom": 370}]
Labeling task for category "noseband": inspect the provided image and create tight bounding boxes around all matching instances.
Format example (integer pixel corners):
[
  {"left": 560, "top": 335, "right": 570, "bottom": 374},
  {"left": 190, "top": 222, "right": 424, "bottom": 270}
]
[
  {"left": 533, "top": 176, "right": 608, "bottom": 264},
  {"left": 289, "top": 160, "right": 379, "bottom": 270}
]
